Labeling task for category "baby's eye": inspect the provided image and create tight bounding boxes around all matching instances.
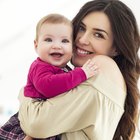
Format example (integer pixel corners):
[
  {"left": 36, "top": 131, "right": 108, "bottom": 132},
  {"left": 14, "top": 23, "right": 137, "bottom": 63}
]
[
  {"left": 45, "top": 38, "right": 52, "bottom": 42},
  {"left": 62, "top": 39, "right": 69, "bottom": 43},
  {"left": 94, "top": 33, "right": 104, "bottom": 39}
]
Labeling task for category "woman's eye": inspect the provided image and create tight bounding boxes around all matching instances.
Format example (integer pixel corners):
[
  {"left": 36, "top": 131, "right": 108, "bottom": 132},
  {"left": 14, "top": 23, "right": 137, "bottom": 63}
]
[
  {"left": 62, "top": 39, "right": 69, "bottom": 43},
  {"left": 94, "top": 33, "right": 104, "bottom": 39},
  {"left": 45, "top": 38, "right": 52, "bottom": 42},
  {"left": 79, "top": 25, "right": 85, "bottom": 32}
]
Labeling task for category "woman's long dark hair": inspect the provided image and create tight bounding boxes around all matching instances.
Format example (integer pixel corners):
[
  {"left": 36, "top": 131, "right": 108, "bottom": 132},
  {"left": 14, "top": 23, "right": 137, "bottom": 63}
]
[{"left": 72, "top": 0, "right": 140, "bottom": 139}]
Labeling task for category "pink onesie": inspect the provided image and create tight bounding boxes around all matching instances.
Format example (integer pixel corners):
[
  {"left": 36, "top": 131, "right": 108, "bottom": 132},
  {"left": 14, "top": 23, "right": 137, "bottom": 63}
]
[{"left": 24, "top": 57, "right": 87, "bottom": 99}]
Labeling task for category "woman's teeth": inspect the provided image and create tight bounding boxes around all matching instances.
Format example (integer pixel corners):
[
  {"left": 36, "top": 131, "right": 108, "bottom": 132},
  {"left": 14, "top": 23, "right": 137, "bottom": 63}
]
[{"left": 77, "top": 48, "right": 92, "bottom": 54}]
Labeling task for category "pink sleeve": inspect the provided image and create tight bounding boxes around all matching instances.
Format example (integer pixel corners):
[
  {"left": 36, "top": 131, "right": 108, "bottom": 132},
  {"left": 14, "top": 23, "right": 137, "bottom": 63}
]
[{"left": 32, "top": 66, "right": 87, "bottom": 98}]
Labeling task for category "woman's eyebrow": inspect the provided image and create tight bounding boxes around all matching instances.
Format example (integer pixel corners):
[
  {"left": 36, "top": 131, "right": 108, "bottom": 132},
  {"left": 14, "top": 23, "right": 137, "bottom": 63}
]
[
  {"left": 81, "top": 21, "right": 108, "bottom": 36},
  {"left": 80, "top": 22, "right": 85, "bottom": 27}
]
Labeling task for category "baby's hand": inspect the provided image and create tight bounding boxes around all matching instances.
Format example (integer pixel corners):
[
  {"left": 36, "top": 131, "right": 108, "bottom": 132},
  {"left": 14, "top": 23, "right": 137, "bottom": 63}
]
[{"left": 82, "top": 59, "right": 98, "bottom": 79}]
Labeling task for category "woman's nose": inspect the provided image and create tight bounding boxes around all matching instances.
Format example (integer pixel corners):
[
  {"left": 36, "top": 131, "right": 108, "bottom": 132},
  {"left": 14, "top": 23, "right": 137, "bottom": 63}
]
[{"left": 79, "top": 33, "right": 90, "bottom": 45}]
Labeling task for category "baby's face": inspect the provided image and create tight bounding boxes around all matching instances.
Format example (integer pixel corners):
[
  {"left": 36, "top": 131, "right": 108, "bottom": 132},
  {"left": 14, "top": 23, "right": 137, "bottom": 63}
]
[{"left": 35, "top": 23, "right": 73, "bottom": 67}]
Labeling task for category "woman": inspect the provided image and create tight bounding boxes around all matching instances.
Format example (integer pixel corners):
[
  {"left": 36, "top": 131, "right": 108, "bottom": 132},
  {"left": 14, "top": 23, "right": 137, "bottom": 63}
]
[
  {"left": 18, "top": 0, "right": 140, "bottom": 139},
  {"left": 1, "top": 0, "right": 140, "bottom": 140}
]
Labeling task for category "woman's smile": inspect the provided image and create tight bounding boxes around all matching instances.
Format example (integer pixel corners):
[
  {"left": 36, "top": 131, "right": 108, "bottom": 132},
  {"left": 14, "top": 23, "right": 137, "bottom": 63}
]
[{"left": 76, "top": 47, "right": 94, "bottom": 56}]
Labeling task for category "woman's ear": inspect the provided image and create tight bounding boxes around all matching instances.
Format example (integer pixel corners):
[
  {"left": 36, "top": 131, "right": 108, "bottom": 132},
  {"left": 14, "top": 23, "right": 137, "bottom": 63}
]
[{"left": 110, "top": 47, "right": 119, "bottom": 57}]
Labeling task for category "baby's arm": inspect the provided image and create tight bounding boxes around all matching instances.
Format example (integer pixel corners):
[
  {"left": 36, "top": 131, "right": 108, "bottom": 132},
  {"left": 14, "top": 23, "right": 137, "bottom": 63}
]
[{"left": 26, "top": 61, "right": 98, "bottom": 99}]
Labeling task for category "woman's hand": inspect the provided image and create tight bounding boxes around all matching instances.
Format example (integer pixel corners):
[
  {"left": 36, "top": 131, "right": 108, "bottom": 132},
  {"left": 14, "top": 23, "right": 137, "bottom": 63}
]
[{"left": 23, "top": 135, "right": 33, "bottom": 140}]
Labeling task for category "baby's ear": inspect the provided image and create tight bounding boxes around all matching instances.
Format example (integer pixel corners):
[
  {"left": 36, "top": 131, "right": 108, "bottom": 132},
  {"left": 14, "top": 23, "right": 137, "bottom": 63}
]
[{"left": 34, "top": 40, "right": 38, "bottom": 51}]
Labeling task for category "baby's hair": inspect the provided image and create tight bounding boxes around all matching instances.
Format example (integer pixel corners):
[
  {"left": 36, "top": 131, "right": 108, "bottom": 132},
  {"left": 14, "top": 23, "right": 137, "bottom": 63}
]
[{"left": 35, "top": 13, "right": 72, "bottom": 40}]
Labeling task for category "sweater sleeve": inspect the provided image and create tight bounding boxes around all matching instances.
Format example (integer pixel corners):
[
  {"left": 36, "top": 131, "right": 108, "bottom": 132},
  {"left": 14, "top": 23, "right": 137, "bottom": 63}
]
[
  {"left": 29, "top": 64, "right": 87, "bottom": 98},
  {"left": 19, "top": 83, "right": 99, "bottom": 138}
]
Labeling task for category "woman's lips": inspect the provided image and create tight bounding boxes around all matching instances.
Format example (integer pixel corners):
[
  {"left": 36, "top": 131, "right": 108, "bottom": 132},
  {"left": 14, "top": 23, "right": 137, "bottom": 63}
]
[{"left": 76, "top": 47, "right": 94, "bottom": 56}]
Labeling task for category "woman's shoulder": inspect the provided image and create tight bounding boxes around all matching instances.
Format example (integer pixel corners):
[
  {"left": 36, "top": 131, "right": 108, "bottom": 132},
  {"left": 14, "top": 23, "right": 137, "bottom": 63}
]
[
  {"left": 92, "top": 55, "right": 118, "bottom": 70},
  {"left": 92, "top": 55, "right": 119, "bottom": 72},
  {"left": 88, "top": 55, "right": 127, "bottom": 108},
  {"left": 92, "top": 55, "right": 126, "bottom": 92}
]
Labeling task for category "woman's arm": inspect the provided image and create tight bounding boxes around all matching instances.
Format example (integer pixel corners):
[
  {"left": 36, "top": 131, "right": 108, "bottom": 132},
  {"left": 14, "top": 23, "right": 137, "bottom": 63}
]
[
  {"left": 19, "top": 84, "right": 98, "bottom": 138},
  {"left": 18, "top": 55, "right": 126, "bottom": 138}
]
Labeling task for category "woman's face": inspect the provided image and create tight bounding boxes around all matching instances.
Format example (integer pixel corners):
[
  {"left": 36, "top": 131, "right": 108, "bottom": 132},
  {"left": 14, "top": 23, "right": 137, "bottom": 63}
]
[{"left": 72, "top": 12, "right": 115, "bottom": 67}]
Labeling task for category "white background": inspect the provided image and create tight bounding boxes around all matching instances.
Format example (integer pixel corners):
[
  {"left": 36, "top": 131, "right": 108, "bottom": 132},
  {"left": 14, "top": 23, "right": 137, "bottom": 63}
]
[{"left": 0, "top": 0, "right": 140, "bottom": 139}]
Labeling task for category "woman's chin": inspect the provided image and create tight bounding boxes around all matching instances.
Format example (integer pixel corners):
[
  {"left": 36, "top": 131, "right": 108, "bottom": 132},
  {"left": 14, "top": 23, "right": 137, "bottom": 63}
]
[{"left": 71, "top": 57, "right": 85, "bottom": 67}]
